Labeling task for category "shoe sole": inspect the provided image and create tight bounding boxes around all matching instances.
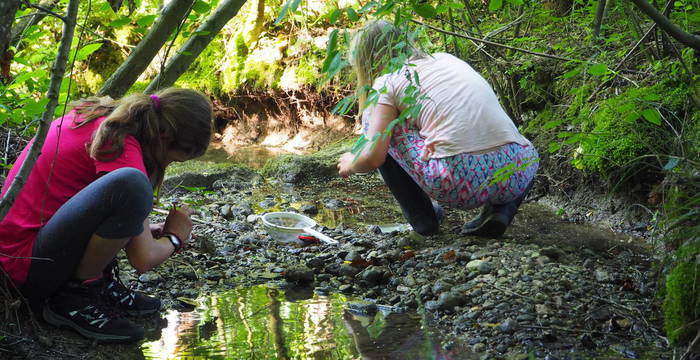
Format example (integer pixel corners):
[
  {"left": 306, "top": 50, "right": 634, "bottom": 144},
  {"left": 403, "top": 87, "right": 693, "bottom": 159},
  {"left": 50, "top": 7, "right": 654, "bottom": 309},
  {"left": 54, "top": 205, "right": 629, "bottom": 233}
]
[
  {"left": 462, "top": 214, "right": 508, "bottom": 238},
  {"left": 43, "top": 306, "right": 143, "bottom": 343}
]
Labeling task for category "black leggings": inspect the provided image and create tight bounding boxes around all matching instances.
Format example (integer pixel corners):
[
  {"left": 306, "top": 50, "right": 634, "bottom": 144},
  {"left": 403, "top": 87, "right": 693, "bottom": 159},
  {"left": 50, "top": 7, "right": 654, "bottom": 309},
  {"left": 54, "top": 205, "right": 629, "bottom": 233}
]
[
  {"left": 378, "top": 155, "right": 439, "bottom": 235},
  {"left": 19, "top": 167, "right": 153, "bottom": 300}
]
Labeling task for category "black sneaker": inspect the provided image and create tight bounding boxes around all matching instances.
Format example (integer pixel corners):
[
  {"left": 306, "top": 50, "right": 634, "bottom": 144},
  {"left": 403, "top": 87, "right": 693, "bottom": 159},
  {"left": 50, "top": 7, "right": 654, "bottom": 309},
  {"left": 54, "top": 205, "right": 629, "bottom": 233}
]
[
  {"left": 43, "top": 278, "right": 144, "bottom": 343},
  {"left": 103, "top": 261, "right": 161, "bottom": 316}
]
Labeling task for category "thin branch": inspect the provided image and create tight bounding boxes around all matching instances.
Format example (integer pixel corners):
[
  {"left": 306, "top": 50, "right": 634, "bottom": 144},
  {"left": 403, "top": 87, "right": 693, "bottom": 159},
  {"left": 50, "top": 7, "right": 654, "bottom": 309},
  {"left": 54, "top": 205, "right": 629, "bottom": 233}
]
[
  {"left": 630, "top": 0, "right": 700, "bottom": 51},
  {"left": 25, "top": 2, "right": 66, "bottom": 22},
  {"left": 412, "top": 19, "right": 576, "bottom": 62}
]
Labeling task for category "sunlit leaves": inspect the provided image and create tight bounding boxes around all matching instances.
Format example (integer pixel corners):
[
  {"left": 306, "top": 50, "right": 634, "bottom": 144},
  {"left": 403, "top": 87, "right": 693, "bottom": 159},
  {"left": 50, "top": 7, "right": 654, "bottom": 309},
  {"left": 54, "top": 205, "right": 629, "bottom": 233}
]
[
  {"left": 588, "top": 63, "right": 608, "bottom": 76},
  {"left": 641, "top": 108, "right": 661, "bottom": 125},
  {"left": 72, "top": 43, "right": 103, "bottom": 62},
  {"left": 108, "top": 16, "right": 131, "bottom": 27},
  {"left": 275, "top": 0, "right": 302, "bottom": 25},
  {"left": 136, "top": 15, "right": 157, "bottom": 27},
  {"left": 192, "top": 0, "right": 212, "bottom": 14},
  {"left": 489, "top": 0, "right": 503, "bottom": 11},
  {"left": 413, "top": 3, "right": 437, "bottom": 18},
  {"left": 346, "top": 7, "right": 360, "bottom": 22}
]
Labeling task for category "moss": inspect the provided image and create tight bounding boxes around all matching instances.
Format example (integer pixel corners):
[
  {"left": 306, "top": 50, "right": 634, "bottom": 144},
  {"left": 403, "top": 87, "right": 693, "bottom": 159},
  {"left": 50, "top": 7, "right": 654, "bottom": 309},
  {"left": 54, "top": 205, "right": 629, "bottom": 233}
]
[
  {"left": 261, "top": 138, "right": 353, "bottom": 183},
  {"left": 573, "top": 81, "right": 686, "bottom": 175},
  {"left": 663, "top": 240, "right": 700, "bottom": 345}
]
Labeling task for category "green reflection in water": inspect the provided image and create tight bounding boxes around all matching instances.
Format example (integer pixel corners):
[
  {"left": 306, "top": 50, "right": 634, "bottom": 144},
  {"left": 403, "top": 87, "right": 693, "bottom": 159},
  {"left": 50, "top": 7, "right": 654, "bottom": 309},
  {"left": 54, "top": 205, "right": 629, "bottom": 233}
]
[{"left": 141, "top": 285, "right": 458, "bottom": 360}]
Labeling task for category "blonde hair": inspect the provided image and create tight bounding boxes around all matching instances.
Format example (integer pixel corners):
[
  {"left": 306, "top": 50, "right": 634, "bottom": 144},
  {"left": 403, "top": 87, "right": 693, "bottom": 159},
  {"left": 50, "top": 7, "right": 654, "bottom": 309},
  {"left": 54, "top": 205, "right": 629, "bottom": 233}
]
[
  {"left": 70, "top": 88, "right": 213, "bottom": 191},
  {"left": 349, "top": 20, "right": 426, "bottom": 110}
]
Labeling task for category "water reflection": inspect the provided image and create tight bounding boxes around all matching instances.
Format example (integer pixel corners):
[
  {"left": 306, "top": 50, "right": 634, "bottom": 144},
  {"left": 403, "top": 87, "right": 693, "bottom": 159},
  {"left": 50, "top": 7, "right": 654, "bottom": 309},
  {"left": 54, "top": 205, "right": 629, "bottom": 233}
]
[{"left": 141, "top": 285, "right": 468, "bottom": 360}]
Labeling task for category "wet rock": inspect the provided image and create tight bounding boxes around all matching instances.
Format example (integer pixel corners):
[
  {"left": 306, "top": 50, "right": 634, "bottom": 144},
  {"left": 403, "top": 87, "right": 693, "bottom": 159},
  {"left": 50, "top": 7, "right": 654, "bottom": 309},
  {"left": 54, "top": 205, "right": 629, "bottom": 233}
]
[
  {"left": 466, "top": 259, "right": 484, "bottom": 272},
  {"left": 432, "top": 279, "right": 453, "bottom": 294},
  {"left": 499, "top": 318, "right": 519, "bottom": 333},
  {"left": 347, "top": 301, "right": 378, "bottom": 316},
  {"left": 284, "top": 266, "right": 315, "bottom": 284},
  {"left": 345, "top": 251, "right": 362, "bottom": 262},
  {"left": 589, "top": 307, "right": 611, "bottom": 321},
  {"left": 139, "top": 272, "right": 162, "bottom": 284},
  {"left": 229, "top": 221, "right": 251, "bottom": 233},
  {"left": 358, "top": 266, "right": 389, "bottom": 285},
  {"left": 541, "top": 246, "right": 567, "bottom": 260},
  {"left": 324, "top": 199, "right": 345, "bottom": 209},
  {"left": 299, "top": 204, "right": 318, "bottom": 215},
  {"left": 339, "top": 264, "right": 361, "bottom": 277},
  {"left": 594, "top": 268, "right": 611, "bottom": 282},
  {"left": 339, "top": 284, "right": 353, "bottom": 293},
  {"left": 259, "top": 198, "right": 277, "bottom": 209},
  {"left": 437, "top": 291, "right": 464, "bottom": 312}
]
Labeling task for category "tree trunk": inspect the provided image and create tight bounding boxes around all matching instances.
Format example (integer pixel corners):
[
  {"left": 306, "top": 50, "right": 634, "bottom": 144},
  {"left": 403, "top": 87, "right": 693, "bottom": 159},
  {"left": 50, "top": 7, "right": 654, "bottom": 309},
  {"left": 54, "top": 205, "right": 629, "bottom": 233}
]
[
  {"left": 98, "top": 0, "right": 195, "bottom": 98},
  {"left": 0, "top": 0, "right": 80, "bottom": 222},
  {"left": 10, "top": 0, "right": 61, "bottom": 51},
  {"left": 630, "top": 0, "right": 700, "bottom": 52},
  {"left": 248, "top": 0, "right": 265, "bottom": 47},
  {"left": 0, "top": 0, "right": 21, "bottom": 82},
  {"left": 145, "top": 0, "right": 247, "bottom": 93}
]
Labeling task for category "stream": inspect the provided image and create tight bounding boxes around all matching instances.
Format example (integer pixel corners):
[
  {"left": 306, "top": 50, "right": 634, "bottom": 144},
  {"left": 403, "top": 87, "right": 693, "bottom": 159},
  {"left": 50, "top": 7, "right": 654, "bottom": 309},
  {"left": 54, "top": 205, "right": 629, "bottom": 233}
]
[{"left": 120, "top": 145, "right": 670, "bottom": 359}]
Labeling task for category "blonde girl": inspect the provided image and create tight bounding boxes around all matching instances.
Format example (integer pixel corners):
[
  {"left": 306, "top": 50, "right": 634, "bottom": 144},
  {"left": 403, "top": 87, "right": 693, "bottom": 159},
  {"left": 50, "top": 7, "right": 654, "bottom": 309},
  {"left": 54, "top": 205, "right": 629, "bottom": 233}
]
[{"left": 337, "top": 20, "right": 539, "bottom": 237}]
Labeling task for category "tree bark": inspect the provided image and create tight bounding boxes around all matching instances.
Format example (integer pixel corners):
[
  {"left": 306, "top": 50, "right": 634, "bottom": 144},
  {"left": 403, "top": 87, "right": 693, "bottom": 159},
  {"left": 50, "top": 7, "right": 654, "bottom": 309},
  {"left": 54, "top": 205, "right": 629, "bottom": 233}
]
[
  {"left": 98, "top": 0, "right": 195, "bottom": 98},
  {"left": 1, "top": 0, "right": 21, "bottom": 81},
  {"left": 0, "top": 0, "right": 80, "bottom": 222},
  {"left": 10, "top": 0, "right": 61, "bottom": 51},
  {"left": 630, "top": 0, "right": 700, "bottom": 52},
  {"left": 145, "top": 0, "right": 247, "bottom": 93}
]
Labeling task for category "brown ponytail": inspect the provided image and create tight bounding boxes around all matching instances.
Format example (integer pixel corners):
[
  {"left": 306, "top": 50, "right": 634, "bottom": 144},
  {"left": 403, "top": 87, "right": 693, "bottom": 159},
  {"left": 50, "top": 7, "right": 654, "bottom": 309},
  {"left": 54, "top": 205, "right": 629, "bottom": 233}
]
[{"left": 71, "top": 88, "right": 213, "bottom": 192}]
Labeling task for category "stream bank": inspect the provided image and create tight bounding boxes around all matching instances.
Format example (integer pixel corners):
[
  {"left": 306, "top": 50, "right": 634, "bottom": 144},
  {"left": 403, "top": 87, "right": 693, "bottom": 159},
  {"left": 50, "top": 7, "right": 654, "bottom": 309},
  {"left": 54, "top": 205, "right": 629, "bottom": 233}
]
[{"left": 1, "top": 149, "right": 670, "bottom": 359}]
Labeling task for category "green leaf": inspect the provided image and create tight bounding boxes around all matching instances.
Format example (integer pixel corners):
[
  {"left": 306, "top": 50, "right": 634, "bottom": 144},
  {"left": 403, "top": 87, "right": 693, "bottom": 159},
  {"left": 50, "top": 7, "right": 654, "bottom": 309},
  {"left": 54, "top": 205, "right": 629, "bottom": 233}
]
[
  {"left": 190, "top": 30, "right": 211, "bottom": 36},
  {"left": 346, "top": 7, "right": 360, "bottom": 21},
  {"left": 275, "top": 0, "right": 292, "bottom": 24},
  {"left": 179, "top": 50, "right": 193, "bottom": 56},
  {"left": 413, "top": 3, "right": 437, "bottom": 18},
  {"left": 641, "top": 108, "right": 661, "bottom": 125},
  {"left": 548, "top": 142, "right": 561, "bottom": 153},
  {"left": 108, "top": 16, "right": 131, "bottom": 27},
  {"left": 192, "top": 0, "right": 211, "bottom": 14},
  {"left": 508, "top": 0, "right": 524, "bottom": 5},
  {"left": 290, "top": 0, "right": 302, "bottom": 12},
  {"left": 74, "top": 43, "right": 103, "bottom": 61},
  {"left": 542, "top": 119, "right": 563, "bottom": 130},
  {"left": 327, "top": 29, "right": 338, "bottom": 55},
  {"left": 561, "top": 68, "right": 580, "bottom": 79},
  {"left": 24, "top": 98, "right": 49, "bottom": 116},
  {"left": 588, "top": 63, "right": 609, "bottom": 76},
  {"left": 447, "top": 1, "right": 465, "bottom": 9},
  {"left": 359, "top": 2, "right": 377, "bottom": 13},
  {"left": 375, "top": 0, "right": 395, "bottom": 16},
  {"left": 136, "top": 15, "right": 157, "bottom": 27},
  {"left": 489, "top": 0, "right": 503, "bottom": 11},
  {"left": 329, "top": 8, "right": 341, "bottom": 24},
  {"left": 642, "top": 93, "right": 660, "bottom": 101}
]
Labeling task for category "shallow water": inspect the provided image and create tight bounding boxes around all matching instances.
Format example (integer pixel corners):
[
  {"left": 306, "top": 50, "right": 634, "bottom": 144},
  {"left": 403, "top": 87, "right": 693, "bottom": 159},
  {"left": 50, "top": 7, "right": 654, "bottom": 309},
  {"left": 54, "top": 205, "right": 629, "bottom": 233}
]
[{"left": 141, "top": 285, "right": 467, "bottom": 360}]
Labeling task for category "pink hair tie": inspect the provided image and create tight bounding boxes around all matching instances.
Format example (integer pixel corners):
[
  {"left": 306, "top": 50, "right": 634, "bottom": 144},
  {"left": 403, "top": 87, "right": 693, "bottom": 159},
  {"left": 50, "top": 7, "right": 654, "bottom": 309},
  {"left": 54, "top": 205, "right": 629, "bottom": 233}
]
[{"left": 149, "top": 94, "right": 161, "bottom": 111}]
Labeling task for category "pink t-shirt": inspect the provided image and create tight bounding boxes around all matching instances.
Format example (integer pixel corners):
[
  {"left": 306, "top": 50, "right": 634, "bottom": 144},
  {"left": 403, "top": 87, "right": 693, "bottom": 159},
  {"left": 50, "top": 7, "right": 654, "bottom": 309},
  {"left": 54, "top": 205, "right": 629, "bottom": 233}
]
[{"left": 0, "top": 111, "right": 147, "bottom": 286}]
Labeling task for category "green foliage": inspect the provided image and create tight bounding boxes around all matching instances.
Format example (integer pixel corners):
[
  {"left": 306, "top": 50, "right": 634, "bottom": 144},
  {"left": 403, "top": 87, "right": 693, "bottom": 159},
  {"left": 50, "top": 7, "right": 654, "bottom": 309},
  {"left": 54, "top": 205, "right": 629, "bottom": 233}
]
[{"left": 662, "top": 240, "right": 700, "bottom": 345}]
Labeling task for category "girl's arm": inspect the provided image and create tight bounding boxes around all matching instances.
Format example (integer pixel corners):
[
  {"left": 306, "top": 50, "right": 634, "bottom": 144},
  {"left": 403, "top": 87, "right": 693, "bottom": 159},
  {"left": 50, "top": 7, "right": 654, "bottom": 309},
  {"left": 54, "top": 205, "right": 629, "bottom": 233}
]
[
  {"left": 125, "top": 206, "right": 193, "bottom": 273},
  {"left": 338, "top": 103, "right": 398, "bottom": 177}
]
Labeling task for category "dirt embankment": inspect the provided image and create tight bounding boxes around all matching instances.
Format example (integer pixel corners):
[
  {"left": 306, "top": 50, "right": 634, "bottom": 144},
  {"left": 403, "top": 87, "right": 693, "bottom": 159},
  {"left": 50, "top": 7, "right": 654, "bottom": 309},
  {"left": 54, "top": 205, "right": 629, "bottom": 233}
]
[{"left": 211, "top": 88, "right": 356, "bottom": 155}]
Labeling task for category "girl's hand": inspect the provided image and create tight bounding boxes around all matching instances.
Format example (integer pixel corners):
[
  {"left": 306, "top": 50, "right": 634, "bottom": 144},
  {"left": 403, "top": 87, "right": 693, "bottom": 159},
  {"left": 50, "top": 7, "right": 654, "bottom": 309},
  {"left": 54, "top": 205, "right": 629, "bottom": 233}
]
[
  {"left": 162, "top": 203, "right": 195, "bottom": 243},
  {"left": 149, "top": 223, "right": 164, "bottom": 238},
  {"left": 337, "top": 152, "right": 355, "bottom": 178}
]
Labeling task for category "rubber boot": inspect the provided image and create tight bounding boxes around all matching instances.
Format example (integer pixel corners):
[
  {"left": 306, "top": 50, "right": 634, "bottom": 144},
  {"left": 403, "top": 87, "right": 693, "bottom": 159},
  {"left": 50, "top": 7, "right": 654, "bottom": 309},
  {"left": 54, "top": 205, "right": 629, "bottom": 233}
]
[
  {"left": 464, "top": 181, "right": 534, "bottom": 238},
  {"left": 461, "top": 203, "right": 493, "bottom": 234}
]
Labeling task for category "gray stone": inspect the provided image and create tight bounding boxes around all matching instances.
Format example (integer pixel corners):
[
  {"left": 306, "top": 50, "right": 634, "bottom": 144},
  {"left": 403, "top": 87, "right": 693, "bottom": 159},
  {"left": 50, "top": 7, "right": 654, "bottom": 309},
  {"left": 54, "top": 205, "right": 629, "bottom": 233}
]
[
  {"left": 284, "top": 266, "right": 315, "bottom": 284},
  {"left": 437, "top": 291, "right": 464, "bottom": 312},
  {"left": 499, "top": 318, "right": 519, "bottom": 333},
  {"left": 432, "top": 279, "right": 454, "bottom": 294},
  {"left": 339, "top": 264, "right": 361, "bottom": 277},
  {"left": 138, "top": 272, "right": 162, "bottom": 284},
  {"left": 299, "top": 204, "right": 318, "bottom": 215}
]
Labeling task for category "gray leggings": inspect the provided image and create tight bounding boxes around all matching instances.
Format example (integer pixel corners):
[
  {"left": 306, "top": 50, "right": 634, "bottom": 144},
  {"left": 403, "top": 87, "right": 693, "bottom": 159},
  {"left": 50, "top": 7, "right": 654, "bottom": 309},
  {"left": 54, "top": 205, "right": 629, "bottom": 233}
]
[{"left": 19, "top": 167, "right": 153, "bottom": 300}]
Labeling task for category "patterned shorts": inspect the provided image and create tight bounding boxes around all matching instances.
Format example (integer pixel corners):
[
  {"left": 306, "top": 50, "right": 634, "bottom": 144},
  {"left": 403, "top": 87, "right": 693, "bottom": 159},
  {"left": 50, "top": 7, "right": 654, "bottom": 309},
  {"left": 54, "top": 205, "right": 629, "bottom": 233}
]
[{"left": 383, "top": 122, "right": 539, "bottom": 210}]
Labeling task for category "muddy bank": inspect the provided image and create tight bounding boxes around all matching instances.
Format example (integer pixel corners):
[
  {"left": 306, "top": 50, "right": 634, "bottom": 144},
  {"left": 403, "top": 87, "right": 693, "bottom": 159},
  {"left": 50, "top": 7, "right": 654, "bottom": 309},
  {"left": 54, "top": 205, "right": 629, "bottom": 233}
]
[
  {"left": 212, "top": 89, "right": 355, "bottom": 155},
  {"left": 0, "top": 154, "right": 670, "bottom": 359}
]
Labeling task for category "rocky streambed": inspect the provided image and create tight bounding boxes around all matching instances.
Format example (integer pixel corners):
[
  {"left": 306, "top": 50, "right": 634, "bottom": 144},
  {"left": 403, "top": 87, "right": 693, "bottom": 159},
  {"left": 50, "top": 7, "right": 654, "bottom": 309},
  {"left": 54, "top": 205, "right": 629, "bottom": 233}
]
[{"left": 3, "top": 159, "right": 671, "bottom": 359}]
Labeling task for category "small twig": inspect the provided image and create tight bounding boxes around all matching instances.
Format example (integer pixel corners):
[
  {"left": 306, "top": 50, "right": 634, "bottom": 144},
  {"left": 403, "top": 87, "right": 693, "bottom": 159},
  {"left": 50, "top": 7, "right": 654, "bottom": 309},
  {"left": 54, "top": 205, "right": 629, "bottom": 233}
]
[
  {"left": 165, "top": 258, "right": 199, "bottom": 281},
  {"left": 0, "top": 253, "right": 54, "bottom": 262},
  {"left": 523, "top": 324, "right": 615, "bottom": 335},
  {"left": 25, "top": 2, "right": 66, "bottom": 22}
]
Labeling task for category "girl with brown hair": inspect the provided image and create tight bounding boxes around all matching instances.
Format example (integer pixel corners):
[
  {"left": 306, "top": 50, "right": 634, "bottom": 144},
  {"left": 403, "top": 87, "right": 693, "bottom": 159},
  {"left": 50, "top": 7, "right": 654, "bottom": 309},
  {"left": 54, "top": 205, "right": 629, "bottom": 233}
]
[{"left": 0, "top": 87, "right": 213, "bottom": 342}]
